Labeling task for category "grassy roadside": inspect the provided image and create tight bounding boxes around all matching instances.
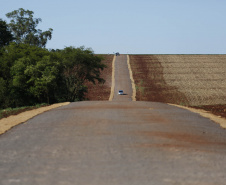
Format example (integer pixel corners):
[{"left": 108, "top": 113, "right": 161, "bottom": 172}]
[{"left": 0, "top": 103, "right": 49, "bottom": 120}]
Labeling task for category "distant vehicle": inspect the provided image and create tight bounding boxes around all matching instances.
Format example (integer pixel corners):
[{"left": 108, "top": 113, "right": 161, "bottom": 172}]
[
  {"left": 118, "top": 90, "right": 123, "bottom": 95},
  {"left": 115, "top": 52, "right": 120, "bottom": 56}
]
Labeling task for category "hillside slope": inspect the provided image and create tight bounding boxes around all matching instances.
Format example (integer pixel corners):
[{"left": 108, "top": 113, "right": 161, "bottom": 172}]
[{"left": 129, "top": 55, "right": 226, "bottom": 117}]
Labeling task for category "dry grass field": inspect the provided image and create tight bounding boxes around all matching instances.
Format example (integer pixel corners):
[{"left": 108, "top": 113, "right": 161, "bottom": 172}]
[
  {"left": 84, "top": 54, "right": 113, "bottom": 100},
  {"left": 129, "top": 55, "right": 226, "bottom": 118}
]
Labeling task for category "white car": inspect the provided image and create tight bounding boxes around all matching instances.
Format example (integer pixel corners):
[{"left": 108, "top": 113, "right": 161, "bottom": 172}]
[{"left": 118, "top": 90, "right": 123, "bottom": 95}]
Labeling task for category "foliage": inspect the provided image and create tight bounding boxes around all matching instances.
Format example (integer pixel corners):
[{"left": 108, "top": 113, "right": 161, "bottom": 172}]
[
  {"left": 0, "top": 43, "right": 106, "bottom": 109},
  {"left": 0, "top": 43, "right": 54, "bottom": 107},
  {"left": 59, "top": 46, "right": 106, "bottom": 101},
  {"left": 0, "top": 8, "right": 106, "bottom": 109},
  {"left": 6, "top": 8, "right": 53, "bottom": 48},
  {"left": 0, "top": 19, "right": 14, "bottom": 47}
]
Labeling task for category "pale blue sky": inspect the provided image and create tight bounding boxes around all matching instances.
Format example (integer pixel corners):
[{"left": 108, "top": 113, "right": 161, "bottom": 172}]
[{"left": 1, "top": 0, "right": 226, "bottom": 54}]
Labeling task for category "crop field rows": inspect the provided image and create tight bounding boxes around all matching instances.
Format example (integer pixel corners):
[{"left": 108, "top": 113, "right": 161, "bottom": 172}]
[
  {"left": 85, "top": 54, "right": 226, "bottom": 118},
  {"left": 129, "top": 55, "right": 226, "bottom": 106},
  {"left": 158, "top": 55, "right": 226, "bottom": 106}
]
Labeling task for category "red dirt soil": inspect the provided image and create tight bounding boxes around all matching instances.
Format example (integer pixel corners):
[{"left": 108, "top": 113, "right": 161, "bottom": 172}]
[
  {"left": 85, "top": 54, "right": 226, "bottom": 119},
  {"left": 84, "top": 55, "right": 113, "bottom": 101},
  {"left": 191, "top": 104, "right": 226, "bottom": 118},
  {"left": 129, "top": 55, "right": 226, "bottom": 119},
  {"left": 129, "top": 55, "right": 189, "bottom": 104}
]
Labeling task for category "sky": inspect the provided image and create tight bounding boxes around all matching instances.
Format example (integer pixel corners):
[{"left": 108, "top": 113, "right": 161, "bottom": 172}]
[{"left": 1, "top": 0, "right": 226, "bottom": 54}]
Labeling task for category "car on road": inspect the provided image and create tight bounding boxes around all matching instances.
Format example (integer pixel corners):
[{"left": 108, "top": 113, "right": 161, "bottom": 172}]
[{"left": 118, "top": 90, "right": 123, "bottom": 95}]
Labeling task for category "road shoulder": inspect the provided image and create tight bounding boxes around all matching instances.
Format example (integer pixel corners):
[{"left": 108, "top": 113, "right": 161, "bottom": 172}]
[
  {"left": 169, "top": 103, "right": 226, "bottom": 129},
  {"left": 0, "top": 102, "right": 70, "bottom": 135}
]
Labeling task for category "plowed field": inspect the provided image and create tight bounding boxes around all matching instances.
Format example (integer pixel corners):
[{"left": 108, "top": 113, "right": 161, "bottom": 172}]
[{"left": 129, "top": 55, "right": 226, "bottom": 118}]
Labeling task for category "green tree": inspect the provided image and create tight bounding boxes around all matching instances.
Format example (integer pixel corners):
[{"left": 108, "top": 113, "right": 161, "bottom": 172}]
[
  {"left": 0, "top": 43, "right": 107, "bottom": 108},
  {"left": 24, "top": 55, "right": 61, "bottom": 104},
  {"left": 0, "top": 43, "right": 54, "bottom": 107},
  {"left": 6, "top": 8, "right": 53, "bottom": 48},
  {"left": 60, "top": 46, "right": 106, "bottom": 101},
  {"left": 0, "top": 19, "right": 14, "bottom": 47},
  {"left": 9, "top": 44, "right": 59, "bottom": 106},
  {"left": 0, "top": 77, "right": 6, "bottom": 107}
]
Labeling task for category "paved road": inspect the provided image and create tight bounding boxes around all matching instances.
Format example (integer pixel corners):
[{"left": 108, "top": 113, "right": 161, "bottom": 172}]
[
  {"left": 0, "top": 55, "right": 226, "bottom": 185},
  {"left": 113, "top": 55, "right": 133, "bottom": 101}
]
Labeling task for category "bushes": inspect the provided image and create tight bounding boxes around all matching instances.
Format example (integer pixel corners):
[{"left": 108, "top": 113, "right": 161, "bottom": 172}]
[
  {"left": 0, "top": 43, "right": 106, "bottom": 109},
  {"left": 0, "top": 9, "right": 107, "bottom": 109}
]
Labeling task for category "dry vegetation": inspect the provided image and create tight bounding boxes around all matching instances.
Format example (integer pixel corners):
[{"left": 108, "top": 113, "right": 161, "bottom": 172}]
[
  {"left": 84, "top": 55, "right": 113, "bottom": 100},
  {"left": 129, "top": 55, "right": 226, "bottom": 118}
]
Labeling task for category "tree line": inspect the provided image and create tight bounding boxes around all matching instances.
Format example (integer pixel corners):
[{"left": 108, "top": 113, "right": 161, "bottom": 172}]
[{"left": 0, "top": 8, "right": 106, "bottom": 109}]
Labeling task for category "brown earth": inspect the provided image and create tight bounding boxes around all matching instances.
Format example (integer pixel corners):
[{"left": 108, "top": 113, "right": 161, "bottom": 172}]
[
  {"left": 84, "top": 54, "right": 226, "bottom": 119},
  {"left": 191, "top": 104, "right": 226, "bottom": 118},
  {"left": 129, "top": 55, "right": 226, "bottom": 119},
  {"left": 129, "top": 55, "right": 189, "bottom": 104},
  {"left": 84, "top": 54, "right": 113, "bottom": 100}
]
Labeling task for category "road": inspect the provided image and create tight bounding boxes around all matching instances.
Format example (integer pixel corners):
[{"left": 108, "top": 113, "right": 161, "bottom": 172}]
[
  {"left": 113, "top": 54, "right": 132, "bottom": 101},
  {"left": 0, "top": 55, "right": 226, "bottom": 185}
]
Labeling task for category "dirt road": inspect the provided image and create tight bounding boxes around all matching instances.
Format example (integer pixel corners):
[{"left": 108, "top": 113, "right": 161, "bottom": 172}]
[{"left": 0, "top": 55, "right": 226, "bottom": 185}]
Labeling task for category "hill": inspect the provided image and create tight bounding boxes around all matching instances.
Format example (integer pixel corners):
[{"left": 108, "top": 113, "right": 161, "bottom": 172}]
[
  {"left": 129, "top": 54, "right": 226, "bottom": 118},
  {"left": 85, "top": 54, "right": 226, "bottom": 118}
]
